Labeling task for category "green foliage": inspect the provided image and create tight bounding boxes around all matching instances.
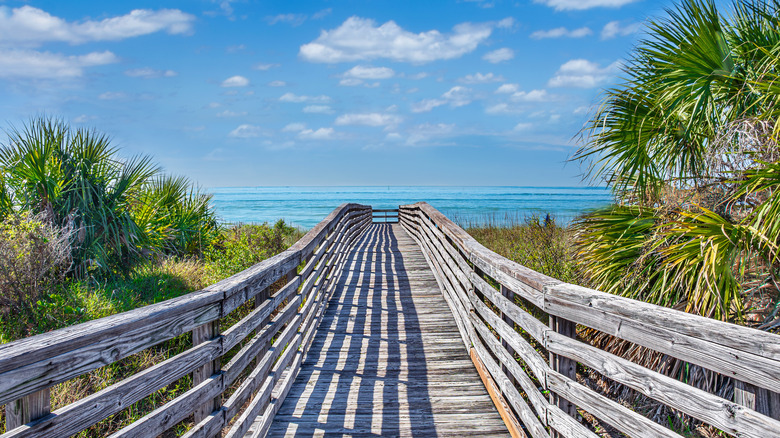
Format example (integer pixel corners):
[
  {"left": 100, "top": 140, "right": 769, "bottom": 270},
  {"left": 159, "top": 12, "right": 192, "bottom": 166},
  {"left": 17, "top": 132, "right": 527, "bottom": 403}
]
[
  {"left": 0, "top": 117, "right": 220, "bottom": 275},
  {"left": 465, "top": 215, "right": 579, "bottom": 284},
  {"left": 574, "top": 0, "right": 780, "bottom": 322},
  {"left": 205, "top": 220, "right": 304, "bottom": 282}
]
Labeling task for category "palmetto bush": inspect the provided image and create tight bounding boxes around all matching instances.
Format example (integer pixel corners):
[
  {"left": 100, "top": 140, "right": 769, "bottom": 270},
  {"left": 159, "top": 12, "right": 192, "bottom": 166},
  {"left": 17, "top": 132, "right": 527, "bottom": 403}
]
[
  {"left": 575, "top": 0, "right": 780, "bottom": 327},
  {"left": 0, "top": 117, "right": 219, "bottom": 276}
]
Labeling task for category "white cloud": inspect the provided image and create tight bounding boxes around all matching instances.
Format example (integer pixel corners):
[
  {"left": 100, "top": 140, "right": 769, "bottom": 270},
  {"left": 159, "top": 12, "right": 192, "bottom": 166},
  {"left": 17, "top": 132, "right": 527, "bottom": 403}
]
[
  {"left": 574, "top": 106, "right": 590, "bottom": 115},
  {"left": 485, "top": 103, "right": 511, "bottom": 114},
  {"left": 483, "top": 48, "right": 514, "bottom": 64},
  {"left": 268, "top": 80, "right": 286, "bottom": 87},
  {"left": 229, "top": 124, "right": 261, "bottom": 138},
  {"left": 514, "top": 123, "right": 533, "bottom": 131},
  {"left": 300, "top": 16, "right": 496, "bottom": 63},
  {"left": 254, "top": 63, "right": 280, "bottom": 70},
  {"left": 0, "top": 49, "right": 117, "bottom": 79},
  {"left": 221, "top": 75, "right": 250, "bottom": 87},
  {"left": 312, "top": 8, "right": 332, "bottom": 20},
  {"left": 216, "top": 110, "right": 247, "bottom": 117},
  {"left": 459, "top": 72, "right": 504, "bottom": 84},
  {"left": 282, "top": 122, "right": 306, "bottom": 132},
  {"left": 496, "top": 83, "right": 519, "bottom": 94},
  {"left": 548, "top": 59, "right": 620, "bottom": 88},
  {"left": 408, "top": 72, "right": 429, "bottom": 80},
  {"left": 530, "top": 27, "right": 592, "bottom": 39},
  {"left": 125, "top": 67, "right": 177, "bottom": 78},
  {"left": 412, "top": 86, "right": 473, "bottom": 113},
  {"left": 339, "top": 78, "right": 364, "bottom": 87},
  {"left": 534, "top": 0, "right": 639, "bottom": 11},
  {"left": 406, "top": 123, "right": 455, "bottom": 146},
  {"left": 344, "top": 65, "right": 395, "bottom": 79},
  {"left": 601, "top": 21, "right": 641, "bottom": 39},
  {"left": 0, "top": 6, "right": 194, "bottom": 46},
  {"left": 73, "top": 114, "right": 96, "bottom": 123},
  {"left": 496, "top": 17, "right": 515, "bottom": 29},
  {"left": 303, "top": 105, "right": 334, "bottom": 114},
  {"left": 298, "top": 127, "right": 335, "bottom": 140},
  {"left": 335, "top": 113, "right": 402, "bottom": 127},
  {"left": 266, "top": 13, "right": 307, "bottom": 26},
  {"left": 279, "top": 93, "right": 331, "bottom": 103},
  {"left": 511, "top": 89, "right": 550, "bottom": 102}
]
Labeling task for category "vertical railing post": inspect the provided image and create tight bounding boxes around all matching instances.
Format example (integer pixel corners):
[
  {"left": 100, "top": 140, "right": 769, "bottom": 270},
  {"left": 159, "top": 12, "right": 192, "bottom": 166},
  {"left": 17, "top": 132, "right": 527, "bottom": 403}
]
[
  {"left": 5, "top": 389, "right": 51, "bottom": 431},
  {"left": 549, "top": 314, "right": 578, "bottom": 436},
  {"left": 735, "top": 380, "right": 780, "bottom": 420},
  {"left": 193, "top": 321, "right": 220, "bottom": 424},
  {"left": 500, "top": 285, "right": 516, "bottom": 386}
]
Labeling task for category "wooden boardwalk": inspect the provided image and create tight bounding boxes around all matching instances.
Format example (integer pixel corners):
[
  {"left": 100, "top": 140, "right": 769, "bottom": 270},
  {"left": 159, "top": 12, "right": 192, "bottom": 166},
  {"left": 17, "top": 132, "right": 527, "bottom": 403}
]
[{"left": 266, "top": 223, "right": 509, "bottom": 437}]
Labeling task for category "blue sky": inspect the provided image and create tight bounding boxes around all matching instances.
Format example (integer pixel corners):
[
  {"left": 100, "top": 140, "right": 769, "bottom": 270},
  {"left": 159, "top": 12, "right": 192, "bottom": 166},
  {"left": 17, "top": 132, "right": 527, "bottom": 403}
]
[{"left": 0, "top": 0, "right": 682, "bottom": 187}]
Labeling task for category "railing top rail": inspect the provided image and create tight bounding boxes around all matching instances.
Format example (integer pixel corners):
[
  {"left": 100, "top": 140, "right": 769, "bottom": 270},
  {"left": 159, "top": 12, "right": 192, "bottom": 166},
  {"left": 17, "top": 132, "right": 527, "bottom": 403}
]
[
  {"left": 0, "top": 203, "right": 371, "bottom": 399},
  {"left": 399, "top": 201, "right": 780, "bottom": 362}
]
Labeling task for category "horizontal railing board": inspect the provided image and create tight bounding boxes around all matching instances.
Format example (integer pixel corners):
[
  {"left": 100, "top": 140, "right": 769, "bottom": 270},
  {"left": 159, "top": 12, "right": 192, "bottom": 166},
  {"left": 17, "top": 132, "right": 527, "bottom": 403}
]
[
  {"left": 1, "top": 203, "right": 371, "bottom": 438},
  {"left": 399, "top": 201, "right": 780, "bottom": 438},
  {"left": 545, "top": 330, "right": 780, "bottom": 437},
  {"left": 544, "top": 284, "right": 780, "bottom": 391},
  {"left": 3, "top": 339, "right": 221, "bottom": 438},
  {"left": 0, "top": 300, "right": 221, "bottom": 407}
]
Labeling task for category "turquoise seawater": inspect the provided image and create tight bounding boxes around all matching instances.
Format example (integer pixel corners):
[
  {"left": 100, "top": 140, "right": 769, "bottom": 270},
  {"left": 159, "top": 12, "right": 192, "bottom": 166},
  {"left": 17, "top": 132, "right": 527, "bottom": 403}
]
[{"left": 209, "top": 186, "right": 613, "bottom": 229}]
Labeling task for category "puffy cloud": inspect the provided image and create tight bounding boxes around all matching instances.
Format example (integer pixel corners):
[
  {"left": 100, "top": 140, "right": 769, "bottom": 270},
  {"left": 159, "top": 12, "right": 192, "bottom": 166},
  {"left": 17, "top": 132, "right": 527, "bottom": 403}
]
[
  {"left": 339, "top": 78, "right": 364, "bottom": 86},
  {"left": 268, "top": 80, "right": 286, "bottom": 87},
  {"left": 300, "top": 17, "right": 496, "bottom": 63},
  {"left": 221, "top": 75, "right": 250, "bottom": 87},
  {"left": 534, "top": 0, "right": 639, "bottom": 11},
  {"left": 601, "top": 21, "right": 641, "bottom": 39},
  {"left": 411, "top": 86, "right": 473, "bottom": 113},
  {"left": 496, "top": 17, "right": 515, "bottom": 29},
  {"left": 495, "top": 83, "right": 519, "bottom": 94},
  {"left": 483, "top": 48, "right": 514, "bottom": 64},
  {"left": 511, "top": 89, "right": 550, "bottom": 102},
  {"left": 530, "top": 27, "right": 592, "bottom": 39},
  {"left": 303, "top": 105, "right": 334, "bottom": 114},
  {"left": 548, "top": 59, "right": 620, "bottom": 88},
  {"left": 282, "top": 122, "right": 306, "bottom": 132},
  {"left": 279, "top": 93, "right": 331, "bottom": 103},
  {"left": 298, "top": 127, "right": 335, "bottom": 140},
  {"left": 0, "top": 6, "right": 194, "bottom": 46},
  {"left": 514, "top": 123, "right": 533, "bottom": 131},
  {"left": 229, "top": 124, "right": 261, "bottom": 138},
  {"left": 125, "top": 67, "right": 177, "bottom": 78},
  {"left": 459, "top": 72, "right": 504, "bottom": 84},
  {"left": 335, "top": 113, "right": 402, "bottom": 127},
  {"left": 343, "top": 65, "right": 395, "bottom": 79},
  {"left": 0, "top": 49, "right": 117, "bottom": 79}
]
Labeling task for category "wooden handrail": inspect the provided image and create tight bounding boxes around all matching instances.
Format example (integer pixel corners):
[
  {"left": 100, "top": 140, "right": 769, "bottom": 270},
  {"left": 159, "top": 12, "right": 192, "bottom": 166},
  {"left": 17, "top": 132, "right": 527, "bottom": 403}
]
[
  {"left": 0, "top": 203, "right": 372, "bottom": 438},
  {"left": 399, "top": 202, "right": 780, "bottom": 438}
]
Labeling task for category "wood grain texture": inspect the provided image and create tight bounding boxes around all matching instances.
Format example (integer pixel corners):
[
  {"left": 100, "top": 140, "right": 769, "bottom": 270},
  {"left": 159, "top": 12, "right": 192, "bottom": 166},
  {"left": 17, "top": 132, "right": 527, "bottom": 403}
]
[{"left": 266, "top": 224, "right": 509, "bottom": 437}]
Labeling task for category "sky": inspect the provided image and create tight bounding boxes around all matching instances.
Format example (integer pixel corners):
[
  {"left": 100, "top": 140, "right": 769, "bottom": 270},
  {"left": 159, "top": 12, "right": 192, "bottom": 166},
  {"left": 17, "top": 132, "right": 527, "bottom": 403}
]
[{"left": 0, "top": 0, "right": 687, "bottom": 187}]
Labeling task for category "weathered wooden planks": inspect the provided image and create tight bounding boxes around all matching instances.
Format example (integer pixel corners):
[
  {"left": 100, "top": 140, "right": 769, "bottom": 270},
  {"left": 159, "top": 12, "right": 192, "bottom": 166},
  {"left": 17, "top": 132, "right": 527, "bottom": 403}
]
[
  {"left": 266, "top": 223, "right": 510, "bottom": 437},
  {"left": 400, "top": 202, "right": 780, "bottom": 438}
]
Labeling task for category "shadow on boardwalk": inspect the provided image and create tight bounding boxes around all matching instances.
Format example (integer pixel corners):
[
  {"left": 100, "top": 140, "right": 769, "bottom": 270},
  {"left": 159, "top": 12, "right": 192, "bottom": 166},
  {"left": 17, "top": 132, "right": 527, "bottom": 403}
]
[{"left": 268, "top": 223, "right": 508, "bottom": 437}]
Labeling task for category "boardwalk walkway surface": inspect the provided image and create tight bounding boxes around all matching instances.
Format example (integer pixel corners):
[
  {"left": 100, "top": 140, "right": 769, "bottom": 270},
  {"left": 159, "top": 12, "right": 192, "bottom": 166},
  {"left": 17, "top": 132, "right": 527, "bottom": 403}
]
[{"left": 265, "top": 223, "right": 509, "bottom": 437}]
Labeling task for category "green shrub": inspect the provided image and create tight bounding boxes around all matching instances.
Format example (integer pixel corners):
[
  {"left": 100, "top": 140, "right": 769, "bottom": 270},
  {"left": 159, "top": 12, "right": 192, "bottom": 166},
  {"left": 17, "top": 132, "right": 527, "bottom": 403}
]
[
  {"left": 0, "top": 214, "right": 71, "bottom": 339},
  {"left": 205, "top": 220, "right": 304, "bottom": 282}
]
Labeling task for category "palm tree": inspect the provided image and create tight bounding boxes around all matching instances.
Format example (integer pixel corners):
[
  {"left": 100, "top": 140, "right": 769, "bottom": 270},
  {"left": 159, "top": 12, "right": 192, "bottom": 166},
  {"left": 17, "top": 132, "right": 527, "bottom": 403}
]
[{"left": 574, "top": 0, "right": 780, "bottom": 324}]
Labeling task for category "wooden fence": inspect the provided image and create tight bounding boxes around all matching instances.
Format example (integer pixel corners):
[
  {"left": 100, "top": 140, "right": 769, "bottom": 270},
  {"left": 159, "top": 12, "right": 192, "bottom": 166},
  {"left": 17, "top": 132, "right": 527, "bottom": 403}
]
[
  {"left": 0, "top": 204, "right": 372, "bottom": 438},
  {"left": 399, "top": 202, "right": 780, "bottom": 438}
]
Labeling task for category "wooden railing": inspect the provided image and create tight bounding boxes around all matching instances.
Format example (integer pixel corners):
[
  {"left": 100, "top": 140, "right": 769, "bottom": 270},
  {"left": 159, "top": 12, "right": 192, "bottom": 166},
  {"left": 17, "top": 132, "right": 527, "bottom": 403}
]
[
  {"left": 371, "top": 208, "right": 399, "bottom": 223},
  {"left": 0, "top": 203, "right": 372, "bottom": 438},
  {"left": 399, "top": 202, "right": 780, "bottom": 438}
]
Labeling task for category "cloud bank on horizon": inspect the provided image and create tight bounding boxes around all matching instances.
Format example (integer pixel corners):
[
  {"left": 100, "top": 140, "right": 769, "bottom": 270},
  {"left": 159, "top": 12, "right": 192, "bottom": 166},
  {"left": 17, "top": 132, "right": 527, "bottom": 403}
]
[{"left": 0, "top": 0, "right": 661, "bottom": 187}]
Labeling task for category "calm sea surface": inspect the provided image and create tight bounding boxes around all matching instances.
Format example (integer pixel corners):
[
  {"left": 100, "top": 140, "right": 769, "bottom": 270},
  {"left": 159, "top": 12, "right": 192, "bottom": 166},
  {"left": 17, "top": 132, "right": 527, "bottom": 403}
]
[{"left": 209, "top": 186, "right": 613, "bottom": 229}]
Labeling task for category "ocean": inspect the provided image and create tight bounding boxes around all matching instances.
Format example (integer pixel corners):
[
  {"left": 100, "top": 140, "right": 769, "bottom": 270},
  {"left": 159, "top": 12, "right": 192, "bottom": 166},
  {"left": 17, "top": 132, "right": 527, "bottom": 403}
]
[{"left": 209, "top": 186, "right": 612, "bottom": 229}]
